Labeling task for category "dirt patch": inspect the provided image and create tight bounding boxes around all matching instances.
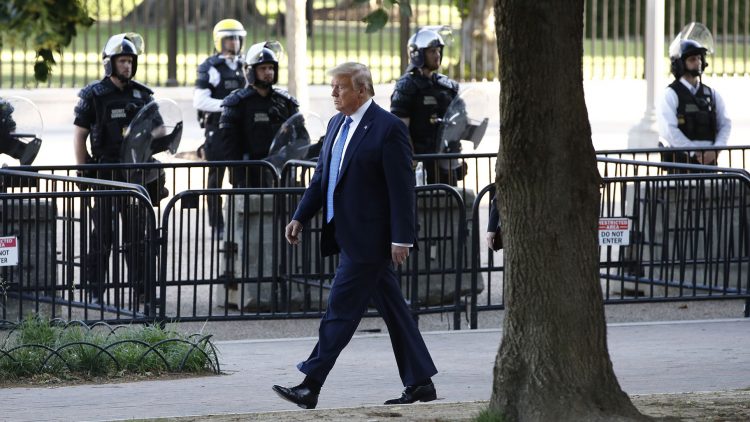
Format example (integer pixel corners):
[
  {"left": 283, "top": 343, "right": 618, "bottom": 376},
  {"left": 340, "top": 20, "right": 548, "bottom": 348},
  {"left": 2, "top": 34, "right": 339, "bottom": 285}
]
[
  {"left": 0, "top": 371, "right": 217, "bottom": 389},
  {"left": 138, "top": 390, "right": 750, "bottom": 421}
]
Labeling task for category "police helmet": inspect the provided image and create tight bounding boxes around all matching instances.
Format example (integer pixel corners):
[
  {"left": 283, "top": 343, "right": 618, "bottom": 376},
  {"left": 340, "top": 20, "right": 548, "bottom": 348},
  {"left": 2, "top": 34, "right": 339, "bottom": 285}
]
[
  {"left": 668, "top": 23, "right": 714, "bottom": 79},
  {"left": 670, "top": 39, "right": 710, "bottom": 78},
  {"left": 244, "top": 41, "right": 283, "bottom": 87},
  {"left": 102, "top": 33, "right": 144, "bottom": 80},
  {"left": 408, "top": 27, "right": 448, "bottom": 69},
  {"left": 213, "top": 19, "right": 246, "bottom": 54}
]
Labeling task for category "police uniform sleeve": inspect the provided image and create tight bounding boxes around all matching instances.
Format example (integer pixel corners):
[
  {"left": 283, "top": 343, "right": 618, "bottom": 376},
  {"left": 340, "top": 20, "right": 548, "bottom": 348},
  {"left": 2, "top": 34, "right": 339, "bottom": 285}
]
[
  {"left": 270, "top": 89, "right": 299, "bottom": 122},
  {"left": 73, "top": 84, "right": 96, "bottom": 129},
  {"left": 219, "top": 92, "right": 244, "bottom": 160},
  {"left": 390, "top": 76, "right": 418, "bottom": 118},
  {"left": 195, "top": 58, "right": 213, "bottom": 90}
]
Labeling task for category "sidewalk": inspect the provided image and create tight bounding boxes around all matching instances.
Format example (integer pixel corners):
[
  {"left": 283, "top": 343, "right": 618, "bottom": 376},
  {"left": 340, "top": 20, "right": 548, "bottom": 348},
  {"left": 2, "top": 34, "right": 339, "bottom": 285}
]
[{"left": 1, "top": 319, "right": 749, "bottom": 422}]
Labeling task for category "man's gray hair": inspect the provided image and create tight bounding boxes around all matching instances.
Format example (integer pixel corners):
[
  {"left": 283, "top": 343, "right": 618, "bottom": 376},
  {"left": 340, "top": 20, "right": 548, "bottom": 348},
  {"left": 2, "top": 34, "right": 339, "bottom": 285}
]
[{"left": 328, "top": 62, "right": 375, "bottom": 97}]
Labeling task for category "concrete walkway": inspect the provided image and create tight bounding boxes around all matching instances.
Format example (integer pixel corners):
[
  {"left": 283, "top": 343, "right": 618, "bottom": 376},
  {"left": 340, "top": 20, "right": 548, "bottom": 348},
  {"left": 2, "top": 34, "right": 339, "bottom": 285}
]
[{"left": 1, "top": 318, "right": 749, "bottom": 421}]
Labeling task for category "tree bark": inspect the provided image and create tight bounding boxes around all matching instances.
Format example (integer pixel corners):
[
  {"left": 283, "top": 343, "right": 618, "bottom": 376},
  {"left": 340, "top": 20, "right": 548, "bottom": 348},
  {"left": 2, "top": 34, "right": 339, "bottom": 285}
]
[{"left": 490, "top": 1, "right": 647, "bottom": 421}]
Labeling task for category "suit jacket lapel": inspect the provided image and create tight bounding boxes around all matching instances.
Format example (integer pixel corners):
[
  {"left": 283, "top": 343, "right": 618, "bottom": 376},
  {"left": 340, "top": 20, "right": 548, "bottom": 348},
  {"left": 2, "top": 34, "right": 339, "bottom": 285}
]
[{"left": 336, "top": 102, "right": 378, "bottom": 186}]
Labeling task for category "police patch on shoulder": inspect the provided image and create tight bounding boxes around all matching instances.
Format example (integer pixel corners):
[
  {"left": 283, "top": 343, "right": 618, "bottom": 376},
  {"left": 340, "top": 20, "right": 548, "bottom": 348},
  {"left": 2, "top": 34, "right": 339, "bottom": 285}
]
[{"left": 133, "top": 90, "right": 142, "bottom": 99}]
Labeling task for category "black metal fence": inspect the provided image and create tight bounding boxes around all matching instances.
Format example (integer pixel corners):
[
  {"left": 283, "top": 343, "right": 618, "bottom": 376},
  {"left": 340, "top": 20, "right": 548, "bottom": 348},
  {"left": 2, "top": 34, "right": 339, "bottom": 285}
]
[
  {"left": 3, "top": 0, "right": 750, "bottom": 87},
  {"left": 3, "top": 150, "right": 750, "bottom": 327},
  {"left": 0, "top": 170, "right": 158, "bottom": 324}
]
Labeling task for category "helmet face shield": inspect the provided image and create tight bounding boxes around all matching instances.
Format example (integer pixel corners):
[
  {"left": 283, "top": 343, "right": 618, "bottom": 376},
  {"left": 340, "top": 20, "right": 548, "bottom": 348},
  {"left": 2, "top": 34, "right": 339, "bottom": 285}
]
[
  {"left": 103, "top": 32, "right": 144, "bottom": 57},
  {"left": 244, "top": 41, "right": 283, "bottom": 87},
  {"left": 668, "top": 22, "right": 714, "bottom": 59},
  {"left": 668, "top": 22, "right": 713, "bottom": 78}
]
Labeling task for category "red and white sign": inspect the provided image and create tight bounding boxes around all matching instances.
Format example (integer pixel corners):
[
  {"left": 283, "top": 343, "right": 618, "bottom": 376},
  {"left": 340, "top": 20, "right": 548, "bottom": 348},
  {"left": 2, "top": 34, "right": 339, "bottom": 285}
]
[
  {"left": 598, "top": 218, "right": 630, "bottom": 246},
  {"left": 0, "top": 236, "right": 19, "bottom": 266}
]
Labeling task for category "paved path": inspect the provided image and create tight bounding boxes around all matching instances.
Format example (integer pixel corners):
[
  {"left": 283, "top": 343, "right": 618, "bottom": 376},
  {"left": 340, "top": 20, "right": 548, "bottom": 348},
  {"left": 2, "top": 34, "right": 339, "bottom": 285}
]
[{"left": 1, "top": 318, "right": 749, "bottom": 422}]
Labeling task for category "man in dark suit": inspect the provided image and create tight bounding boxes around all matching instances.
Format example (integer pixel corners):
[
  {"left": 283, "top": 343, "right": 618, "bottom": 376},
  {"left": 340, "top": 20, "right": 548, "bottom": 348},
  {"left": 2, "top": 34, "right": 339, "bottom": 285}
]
[{"left": 273, "top": 62, "right": 438, "bottom": 409}]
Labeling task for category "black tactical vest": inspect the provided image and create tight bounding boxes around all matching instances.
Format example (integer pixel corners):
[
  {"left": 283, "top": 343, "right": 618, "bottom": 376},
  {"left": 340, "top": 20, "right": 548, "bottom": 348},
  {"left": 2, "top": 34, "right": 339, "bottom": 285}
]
[
  {"left": 85, "top": 79, "right": 153, "bottom": 162},
  {"left": 196, "top": 55, "right": 245, "bottom": 127},
  {"left": 669, "top": 80, "right": 717, "bottom": 142},
  {"left": 391, "top": 71, "right": 458, "bottom": 154},
  {"left": 220, "top": 87, "right": 299, "bottom": 160}
]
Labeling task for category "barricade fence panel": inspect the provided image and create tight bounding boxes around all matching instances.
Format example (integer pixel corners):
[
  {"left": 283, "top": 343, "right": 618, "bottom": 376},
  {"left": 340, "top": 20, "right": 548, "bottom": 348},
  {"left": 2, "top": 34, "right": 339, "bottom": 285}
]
[
  {"left": 599, "top": 174, "right": 750, "bottom": 303},
  {"left": 158, "top": 186, "right": 466, "bottom": 326},
  {"left": 469, "top": 184, "right": 505, "bottom": 329},
  {"left": 597, "top": 146, "right": 750, "bottom": 176},
  {"left": 0, "top": 190, "right": 158, "bottom": 325},
  {"left": 5, "top": 152, "right": 750, "bottom": 326},
  {"left": 469, "top": 172, "right": 750, "bottom": 328}
]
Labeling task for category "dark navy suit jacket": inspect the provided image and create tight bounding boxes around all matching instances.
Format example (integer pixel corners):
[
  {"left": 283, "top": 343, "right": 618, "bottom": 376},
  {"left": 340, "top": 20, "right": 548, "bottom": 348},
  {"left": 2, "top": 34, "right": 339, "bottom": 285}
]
[{"left": 293, "top": 101, "right": 415, "bottom": 263}]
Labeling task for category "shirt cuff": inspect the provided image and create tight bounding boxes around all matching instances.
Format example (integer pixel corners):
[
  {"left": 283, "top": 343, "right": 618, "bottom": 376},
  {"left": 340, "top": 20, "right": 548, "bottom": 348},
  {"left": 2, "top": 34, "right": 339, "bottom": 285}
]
[{"left": 392, "top": 242, "right": 413, "bottom": 248}]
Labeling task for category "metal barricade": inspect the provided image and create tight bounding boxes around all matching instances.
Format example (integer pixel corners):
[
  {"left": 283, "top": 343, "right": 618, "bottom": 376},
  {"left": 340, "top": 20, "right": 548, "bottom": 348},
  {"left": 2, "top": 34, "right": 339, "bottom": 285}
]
[
  {"left": 468, "top": 169, "right": 750, "bottom": 328},
  {"left": 597, "top": 146, "right": 750, "bottom": 173},
  {"left": 600, "top": 173, "right": 750, "bottom": 309},
  {"left": 469, "top": 184, "right": 504, "bottom": 329},
  {"left": 158, "top": 185, "right": 467, "bottom": 326},
  {"left": 0, "top": 169, "right": 158, "bottom": 324}
]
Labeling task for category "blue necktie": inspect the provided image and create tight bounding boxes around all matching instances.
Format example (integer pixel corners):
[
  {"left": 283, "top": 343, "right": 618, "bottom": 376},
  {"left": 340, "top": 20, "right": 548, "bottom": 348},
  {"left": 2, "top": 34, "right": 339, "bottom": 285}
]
[{"left": 326, "top": 116, "right": 353, "bottom": 222}]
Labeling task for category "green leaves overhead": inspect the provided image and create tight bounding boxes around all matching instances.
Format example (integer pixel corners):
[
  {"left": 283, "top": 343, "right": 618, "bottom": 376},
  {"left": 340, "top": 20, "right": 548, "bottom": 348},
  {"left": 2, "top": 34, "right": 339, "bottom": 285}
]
[
  {"left": 0, "top": 0, "right": 94, "bottom": 82},
  {"left": 361, "top": 0, "right": 412, "bottom": 33}
]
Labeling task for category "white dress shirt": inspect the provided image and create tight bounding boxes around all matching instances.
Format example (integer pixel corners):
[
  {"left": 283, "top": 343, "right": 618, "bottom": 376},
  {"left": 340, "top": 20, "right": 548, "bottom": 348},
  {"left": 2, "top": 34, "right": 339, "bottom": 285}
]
[
  {"left": 658, "top": 77, "right": 731, "bottom": 149},
  {"left": 192, "top": 56, "right": 241, "bottom": 113}
]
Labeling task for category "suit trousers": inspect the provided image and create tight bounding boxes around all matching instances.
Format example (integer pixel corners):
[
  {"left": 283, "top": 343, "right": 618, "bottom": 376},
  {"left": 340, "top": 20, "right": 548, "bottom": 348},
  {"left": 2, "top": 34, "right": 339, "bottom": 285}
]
[{"left": 297, "top": 250, "right": 438, "bottom": 386}]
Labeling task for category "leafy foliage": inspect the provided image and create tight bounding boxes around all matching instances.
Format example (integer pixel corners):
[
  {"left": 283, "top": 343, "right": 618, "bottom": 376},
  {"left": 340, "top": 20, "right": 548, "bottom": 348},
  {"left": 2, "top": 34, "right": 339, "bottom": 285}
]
[
  {"left": 0, "top": 0, "right": 95, "bottom": 82},
  {"left": 0, "top": 316, "right": 219, "bottom": 382},
  {"left": 361, "top": 0, "right": 412, "bottom": 33}
]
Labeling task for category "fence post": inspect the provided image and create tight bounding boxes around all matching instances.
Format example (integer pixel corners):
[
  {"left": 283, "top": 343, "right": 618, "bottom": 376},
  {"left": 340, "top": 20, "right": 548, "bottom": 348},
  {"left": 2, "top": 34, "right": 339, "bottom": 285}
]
[
  {"left": 286, "top": 0, "right": 309, "bottom": 111},
  {"left": 628, "top": 0, "right": 664, "bottom": 148},
  {"left": 399, "top": 9, "right": 410, "bottom": 76},
  {"left": 166, "top": 0, "right": 178, "bottom": 87}
]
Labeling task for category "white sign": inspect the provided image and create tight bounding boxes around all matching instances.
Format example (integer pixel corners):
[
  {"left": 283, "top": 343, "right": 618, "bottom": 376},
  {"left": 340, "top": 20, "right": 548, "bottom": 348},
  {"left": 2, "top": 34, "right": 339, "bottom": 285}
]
[
  {"left": 0, "top": 236, "right": 19, "bottom": 266},
  {"left": 599, "top": 218, "right": 630, "bottom": 246}
]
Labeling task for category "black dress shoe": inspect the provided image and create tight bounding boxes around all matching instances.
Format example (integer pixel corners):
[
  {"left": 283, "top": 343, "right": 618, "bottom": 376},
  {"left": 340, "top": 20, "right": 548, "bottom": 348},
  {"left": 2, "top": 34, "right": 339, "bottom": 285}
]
[
  {"left": 272, "top": 384, "right": 319, "bottom": 409},
  {"left": 384, "top": 382, "right": 437, "bottom": 405}
]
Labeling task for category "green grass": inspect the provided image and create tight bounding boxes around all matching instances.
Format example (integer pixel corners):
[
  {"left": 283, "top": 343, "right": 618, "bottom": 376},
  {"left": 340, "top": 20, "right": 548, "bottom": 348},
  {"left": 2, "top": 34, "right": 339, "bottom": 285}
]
[
  {"left": 0, "top": 315, "right": 219, "bottom": 383},
  {"left": 473, "top": 407, "right": 506, "bottom": 421}
]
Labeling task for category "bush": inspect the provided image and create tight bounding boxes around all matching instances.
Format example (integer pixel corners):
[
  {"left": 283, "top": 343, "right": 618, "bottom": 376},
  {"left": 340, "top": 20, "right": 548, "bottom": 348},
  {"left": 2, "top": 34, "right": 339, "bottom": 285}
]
[{"left": 0, "top": 315, "right": 219, "bottom": 383}]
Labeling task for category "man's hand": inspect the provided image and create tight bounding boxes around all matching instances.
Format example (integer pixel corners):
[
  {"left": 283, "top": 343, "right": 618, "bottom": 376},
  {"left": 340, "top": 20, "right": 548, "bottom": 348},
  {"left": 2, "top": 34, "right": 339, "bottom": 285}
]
[
  {"left": 486, "top": 231, "right": 496, "bottom": 250},
  {"left": 392, "top": 245, "right": 410, "bottom": 266},
  {"left": 698, "top": 150, "right": 718, "bottom": 165},
  {"left": 285, "top": 220, "right": 303, "bottom": 245}
]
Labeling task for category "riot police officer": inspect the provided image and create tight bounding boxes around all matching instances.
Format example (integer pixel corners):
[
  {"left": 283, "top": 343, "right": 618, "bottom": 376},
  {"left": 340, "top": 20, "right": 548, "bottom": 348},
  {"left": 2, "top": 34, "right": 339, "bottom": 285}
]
[
  {"left": 73, "top": 33, "right": 153, "bottom": 304},
  {"left": 194, "top": 19, "right": 247, "bottom": 237},
  {"left": 390, "top": 27, "right": 460, "bottom": 184},
  {"left": 220, "top": 41, "right": 299, "bottom": 187},
  {"left": 658, "top": 23, "right": 731, "bottom": 167}
]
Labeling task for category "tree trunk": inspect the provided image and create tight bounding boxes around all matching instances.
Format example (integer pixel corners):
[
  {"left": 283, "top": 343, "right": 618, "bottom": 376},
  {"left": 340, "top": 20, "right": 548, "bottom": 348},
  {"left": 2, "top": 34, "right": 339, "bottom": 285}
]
[{"left": 490, "top": 1, "right": 647, "bottom": 421}]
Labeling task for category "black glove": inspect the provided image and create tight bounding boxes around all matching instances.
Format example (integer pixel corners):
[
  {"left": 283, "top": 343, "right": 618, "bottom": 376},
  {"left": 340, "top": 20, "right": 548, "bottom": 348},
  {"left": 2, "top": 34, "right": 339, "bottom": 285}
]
[{"left": 151, "top": 122, "right": 183, "bottom": 154}]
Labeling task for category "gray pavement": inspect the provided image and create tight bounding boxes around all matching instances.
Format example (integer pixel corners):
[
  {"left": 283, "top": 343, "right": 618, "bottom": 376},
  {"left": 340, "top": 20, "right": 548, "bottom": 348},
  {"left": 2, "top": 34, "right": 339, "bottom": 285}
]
[{"left": 1, "top": 318, "right": 749, "bottom": 422}]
